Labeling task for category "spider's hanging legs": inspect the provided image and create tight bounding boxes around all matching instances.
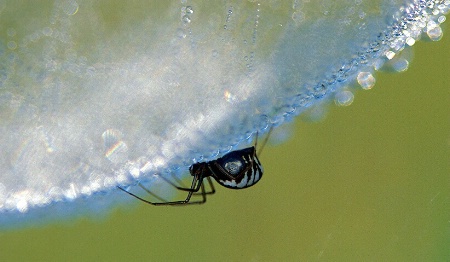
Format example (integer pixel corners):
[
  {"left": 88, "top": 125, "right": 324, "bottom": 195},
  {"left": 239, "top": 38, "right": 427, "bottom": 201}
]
[{"left": 117, "top": 172, "right": 211, "bottom": 205}]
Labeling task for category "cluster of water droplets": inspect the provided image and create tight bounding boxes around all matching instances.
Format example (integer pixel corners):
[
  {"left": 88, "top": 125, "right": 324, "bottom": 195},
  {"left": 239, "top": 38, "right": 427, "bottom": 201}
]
[
  {"left": 181, "top": 4, "right": 194, "bottom": 25},
  {"left": 326, "top": 0, "right": 449, "bottom": 108}
]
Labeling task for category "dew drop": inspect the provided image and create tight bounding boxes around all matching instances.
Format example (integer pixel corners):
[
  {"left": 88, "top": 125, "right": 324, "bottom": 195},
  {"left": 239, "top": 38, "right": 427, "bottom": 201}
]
[
  {"left": 335, "top": 90, "right": 354, "bottom": 106},
  {"left": 385, "top": 51, "right": 396, "bottom": 60},
  {"left": 427, "top": 25, "right": 443, "bottom": 41},
  {"left": 16, "top": 199, "right": 28, "bottom": 213},
  {"left": 42, "top": 27, "right": 53, "bottom": 36},
  {"left": 176, "top": 28, "right": 187, "bottom": 38},
  {"left": 64, "top": 183, "right": 78, "bottom": 200},
  {"left": 185, "top": 6, "right": 193, "bottom": 14},
  {"left": 359, "top": 11, "right": 366, "bottom": 19},
  {"left": 391, "top": 58, "right": 409, "bottom": 72},
  {"left": 48, "top": 187, "right": 64, "bottom": 201},
  {"left": 7, "top": 28, "right": 16, "bottom": 37},
  {"left": 182, "top": 15, "right": 191, "bottom": 24},
  {"left": 405, "top": 37, "right": 415, "bottom": 46},
  {"left": 357, "top": 72, "right": 376, "bottom": 90},
  {"left": 7, "top": 41, "right": 17, "bottom": 50},
  {"left": 63, "top": 0, "right": 79, "bottom": 16},
  {"left": 291, "top": 11, "right": 305, "bottom": 25},
  {"left": 102, "top": 129, "right": 128, "bottom": 164}
]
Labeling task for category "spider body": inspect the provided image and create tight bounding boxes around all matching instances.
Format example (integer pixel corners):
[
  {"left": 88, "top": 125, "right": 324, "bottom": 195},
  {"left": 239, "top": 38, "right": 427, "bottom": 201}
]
[
  {"left": 192, "top": 146, "right": 263, "bottom": 189},
  {"left": 118, "top": 131, "right": 268, "bottom": 205}
]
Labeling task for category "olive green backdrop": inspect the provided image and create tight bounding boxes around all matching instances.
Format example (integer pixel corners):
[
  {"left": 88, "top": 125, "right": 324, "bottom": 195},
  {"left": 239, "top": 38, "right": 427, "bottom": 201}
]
[{"left": 0, "top": 27, "right": 449, "bottom": 262}]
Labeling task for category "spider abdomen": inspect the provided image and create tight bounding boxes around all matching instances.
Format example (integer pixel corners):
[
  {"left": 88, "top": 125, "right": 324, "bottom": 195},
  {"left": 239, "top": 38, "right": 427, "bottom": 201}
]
[{"left": 208, "top": 146, "right": 263, "bottom": 189}]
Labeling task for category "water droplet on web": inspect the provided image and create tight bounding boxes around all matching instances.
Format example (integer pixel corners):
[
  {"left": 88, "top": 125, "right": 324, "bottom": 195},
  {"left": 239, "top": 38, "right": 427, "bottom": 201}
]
[
  {"left": 385, "top": 51, "right": 396, "bottom": 60},
  {"left": 427, "top": 25, "right": 443, "bottom": 41},
  {"left": 185, "top": 6, "right": 194, "bottom": 14},
  {"left": 292, "top": 11, "right": 305, "bottom": 26},
  {"left": 357, "top": 72, "right": 376, "bottom": 90},
  {"left": 405, "top": 37, "right": 415, "bottom": 46},
  {"left": 42, "top": 27, "right": 53, "bottom": 36},
  {"left": 335, "top": 90, "right": 354, "bottom": 106},
  {"left": 62, "top": 0, "right": 79, "bottom": 16},
  {"left": 359, "top": 11, "right": 366, "bottom": 19},
  {"left": 7, "top": 28, "right": 16, "bottom": 37},
  {"left": 176, "top": 28, "right": 187, "bottom": 39},
  {"left": 182, "top": 15, "right": 191, "bottom": 24},
  {"left": 102, "top": 129, "right": 129, "bottom": 164},
  {"left": 7, "top": 41, "right": 16, "bottom": 50},
  {"left": 391, "top": 58, "right": 409, "bottom": 72},
  {"left": 16, "top": 199, "right": 28, "bottom": 213}
]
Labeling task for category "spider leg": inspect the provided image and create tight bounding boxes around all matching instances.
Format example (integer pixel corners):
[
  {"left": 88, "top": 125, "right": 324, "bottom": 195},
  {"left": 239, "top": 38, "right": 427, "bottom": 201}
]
[
  {"left": 154, "top": 172, "right": 206, "bottom": 205},
  {"left": 192, "top": 176, "right": 215, "bottom": 196},
  {"left": 177, "top": 178, "right": 208, "bottom": 205},
  {"left": 166, "top": 172, "right": 214, "bottom": 196},
  {"left": 168, "top": 172, "right": 189, "bottom": 188},
  {"left": 157, "top": 172, "right": 203, "bottom": 192},
  {"left": 120, "top": 171, "right": 208, "bottom": 205},
  {"left": 117, "top": 186, "right": 164, "bottom": 206},
  {"left": 138, "top": 183, "right": 169, "bottom": 203},
  {"left": 206, "top": 177, "right": 216, "bottom": 194},
  {"left": 257, "top": 126, "right": 273, "bottom": 156}
]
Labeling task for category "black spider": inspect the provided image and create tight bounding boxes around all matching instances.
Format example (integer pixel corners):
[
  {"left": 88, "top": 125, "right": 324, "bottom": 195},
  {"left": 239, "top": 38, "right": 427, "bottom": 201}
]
[{"left": 118, "top": 131, "right": 269, "bottom": 205}]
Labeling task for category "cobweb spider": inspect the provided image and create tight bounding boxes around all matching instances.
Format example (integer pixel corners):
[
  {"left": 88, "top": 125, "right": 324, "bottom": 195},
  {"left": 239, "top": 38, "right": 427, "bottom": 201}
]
[{"left": 118, "top": 129, "right": 271, "bottom": 205}]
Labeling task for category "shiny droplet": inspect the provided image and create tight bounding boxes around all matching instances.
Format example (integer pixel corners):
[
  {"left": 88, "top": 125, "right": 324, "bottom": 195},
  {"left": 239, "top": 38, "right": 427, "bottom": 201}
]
[
  {"left": 102, "top": 129, "right": 128, "bottom": 164},
  {"left": 385, "top": 51, "right": 396, "bottom": 60},
  {"left": 6, "top": 28, "right": 16, "bottom": 37},
  {"left": 63, "top": 0, "right": 79, "bottom": 16},
  {"left": 405, "top": 37, "right": 415, "bottom": 46},
  {"left": 185, "top": 6, "right": 193, "bottom": 14},
  {"left": 291, "top": 11, "right": 305, "bottom": 26},
  {"left": 7, "top": 41, "right": 17, "bottom": 50},
  {"left": 427, "top": 25, "right": 443, "bottom": 41},
  {"left": 357, "top": 72, "right": 376, "bottom": 90},
  {"left": 335, "top": 90, "right": 354, "bottom": 106},
  {"left": 391, "top": 58, "right": 409, "bottom": 72},
  {"left": 182, "top": 15, "right": 191, "bottom": 24}
]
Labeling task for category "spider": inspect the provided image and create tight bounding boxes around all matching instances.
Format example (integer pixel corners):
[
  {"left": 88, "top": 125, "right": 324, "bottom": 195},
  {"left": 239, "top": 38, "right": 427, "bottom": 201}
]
[{"left": 118, "top": 130, "right": 270, "bottom": 205}]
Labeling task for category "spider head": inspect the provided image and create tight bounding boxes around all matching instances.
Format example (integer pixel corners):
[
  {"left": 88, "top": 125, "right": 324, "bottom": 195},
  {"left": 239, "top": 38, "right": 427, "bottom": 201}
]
[{"left": 189, "top": 162, "right": 208, "bottom": 178}]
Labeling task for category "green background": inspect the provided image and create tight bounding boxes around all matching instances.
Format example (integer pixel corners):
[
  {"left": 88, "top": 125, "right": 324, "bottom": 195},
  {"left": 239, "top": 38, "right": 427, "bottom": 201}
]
[{"left": 0, "top": 22, "right": 449, "bottom": 262}]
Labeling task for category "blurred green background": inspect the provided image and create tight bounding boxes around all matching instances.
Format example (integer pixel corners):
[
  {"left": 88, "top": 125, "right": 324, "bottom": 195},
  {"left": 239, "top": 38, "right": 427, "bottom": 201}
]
[{"left": 0, "top": 21, "right": 449, "bottom": 262}]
